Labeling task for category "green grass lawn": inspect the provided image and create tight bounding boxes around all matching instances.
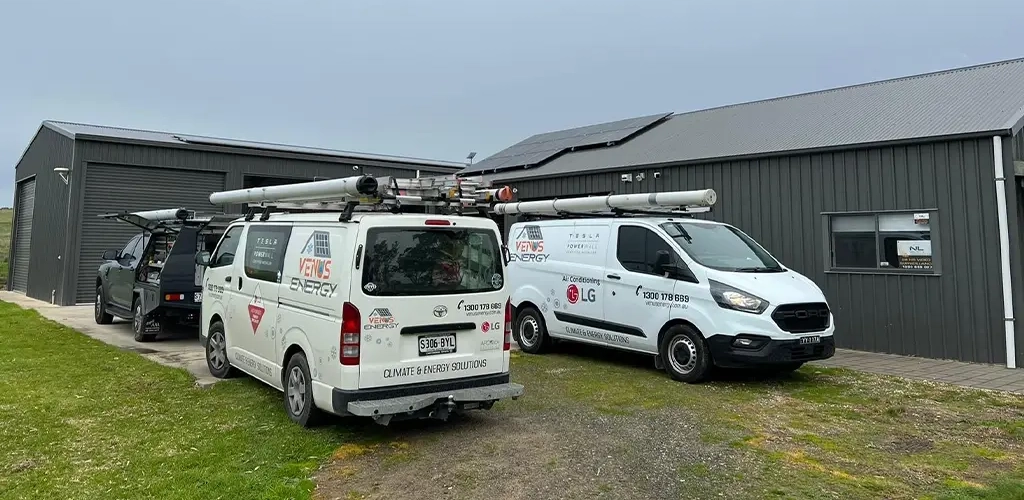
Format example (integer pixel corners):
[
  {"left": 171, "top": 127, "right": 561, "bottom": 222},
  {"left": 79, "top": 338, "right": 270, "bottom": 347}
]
[
  {"left": 0, "top": 208, "right": 12, "bottom": 286},
  {"left": 1, "top": 300, "right": 1022, "bottom": 500},
  {"left": 0, "top": 301, "right": 380, "bottom": 500}
]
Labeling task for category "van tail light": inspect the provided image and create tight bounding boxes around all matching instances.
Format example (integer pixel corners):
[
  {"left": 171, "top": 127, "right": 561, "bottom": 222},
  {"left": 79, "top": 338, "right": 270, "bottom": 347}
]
[
  {"left": 424, "top": 219, "right": 451, "bottom": 226},
  {"left": 340, "top": 302, "right": 361, "bottom": 365},
  {"left": 503, "top": 298, "right": 512, "bottom": 351}
]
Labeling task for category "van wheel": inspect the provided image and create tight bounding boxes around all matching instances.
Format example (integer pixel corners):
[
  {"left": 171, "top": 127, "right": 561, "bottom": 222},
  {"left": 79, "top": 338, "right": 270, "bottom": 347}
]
[
  {"left": 514, "top": 306, "right": 549, "bottom": 354},
  {"left": 284, "top": 352, "right": 325, "bottom": 428},
  {"left": 94, "top": 286, "right": 113, "bottom": 325},
  {"left": 205, "top": 321, "right": 237, "bottom": 379},
  {"left": 132, "top": 297, "right": 156, "bottom": 342},
  {"left": 660, "top": 325, "right": 711, "bottom": 383}
]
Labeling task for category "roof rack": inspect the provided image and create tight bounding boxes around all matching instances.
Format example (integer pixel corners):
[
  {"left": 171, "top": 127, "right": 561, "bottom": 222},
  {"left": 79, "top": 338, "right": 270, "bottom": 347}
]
[
  {"left": 491, "top": 189, "right": 717, "bottom": 218},
  {"left": 208, "top": 174, "right": 514, "bottom": 222},
  {"left": 99, "top": 207, "right": 241, "bottom": 232}
]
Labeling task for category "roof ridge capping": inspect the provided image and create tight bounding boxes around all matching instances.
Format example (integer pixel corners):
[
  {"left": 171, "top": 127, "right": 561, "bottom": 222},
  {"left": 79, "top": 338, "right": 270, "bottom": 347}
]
[
  {"left": 41, "top": 120, "right": 466, "bottom": 169},
  {"left": 678, "top": 56, "right": 1024, "bottom": 119}
]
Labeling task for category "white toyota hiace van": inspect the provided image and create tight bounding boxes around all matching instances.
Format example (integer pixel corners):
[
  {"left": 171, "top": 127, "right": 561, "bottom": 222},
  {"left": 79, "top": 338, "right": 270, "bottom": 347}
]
[
  {"left": 197, "top": 176, "right": 523, "bottom": 426},
  {"left": 507, "top": 215, "right": 835, "bottom": 382}
]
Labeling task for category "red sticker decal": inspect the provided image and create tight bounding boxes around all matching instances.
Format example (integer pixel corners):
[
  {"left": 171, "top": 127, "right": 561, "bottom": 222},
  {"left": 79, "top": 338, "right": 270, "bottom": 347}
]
[
  {"left": 249, "top": 286, "right": 266, "bottom": 333},
  {"left": 566, "top": 284, "right": 580, "bottom": 304},
  {"left": 481, "top": 321, "right": 490, "bottom": 333}
]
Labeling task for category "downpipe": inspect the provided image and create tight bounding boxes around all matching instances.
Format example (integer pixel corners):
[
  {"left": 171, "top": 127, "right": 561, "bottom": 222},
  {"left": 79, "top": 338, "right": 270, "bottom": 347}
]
[{"left": 993, "top": 136, "right": 1017, "bottom": 369}]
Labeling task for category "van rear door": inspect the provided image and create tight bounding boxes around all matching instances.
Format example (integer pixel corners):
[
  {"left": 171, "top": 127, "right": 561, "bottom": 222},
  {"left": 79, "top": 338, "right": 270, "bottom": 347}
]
[{"left": 353, "top": 218, "right": 508, "bottom": 389}]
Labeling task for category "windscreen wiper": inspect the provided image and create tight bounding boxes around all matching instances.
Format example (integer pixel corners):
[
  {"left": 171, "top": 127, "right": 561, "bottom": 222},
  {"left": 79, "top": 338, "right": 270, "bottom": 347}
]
[{"left": 734, "top": 267, "right": 784, "bottom": 273}]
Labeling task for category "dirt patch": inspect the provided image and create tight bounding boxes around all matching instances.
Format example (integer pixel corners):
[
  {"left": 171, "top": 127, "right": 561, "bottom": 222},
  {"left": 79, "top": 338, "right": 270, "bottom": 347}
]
[
  {"left": 883, "top": 436, "right": 935, "bottom": 454},
  {"left": 313, "top": 404, "right": 748, "bottom": 500}
]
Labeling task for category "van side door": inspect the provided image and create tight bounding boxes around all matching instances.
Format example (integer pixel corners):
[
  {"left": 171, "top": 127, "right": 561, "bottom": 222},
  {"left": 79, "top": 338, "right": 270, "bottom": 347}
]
[
  {"left": 602, "top": 223, "right": 683, "bottom": 353},
  {"left": 234, "top": 223, "right": 292, "bottom": 384}
]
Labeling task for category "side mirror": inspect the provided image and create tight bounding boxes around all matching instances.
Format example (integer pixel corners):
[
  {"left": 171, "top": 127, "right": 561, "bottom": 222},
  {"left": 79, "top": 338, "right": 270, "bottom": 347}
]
[
  {"left": 101, "top": 250, "right": 119, "bottom": 261},
  {"left": 195, "top": 251, "right": 211, "bottom": 267},
  {"left": 655, "top": 249, "right": 694, "bottom": 281}
]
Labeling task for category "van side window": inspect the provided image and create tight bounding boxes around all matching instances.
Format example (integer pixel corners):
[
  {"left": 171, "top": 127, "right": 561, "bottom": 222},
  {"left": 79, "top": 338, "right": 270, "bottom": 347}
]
[
  {"left": 244, "top": 225, "right": 292, "bottom": 283},
  {"left": 616, "top": 225, "right": 675, "bottom": 275},
  {"left": 211, "top": 226, "right": 243, "bottom": 268}
]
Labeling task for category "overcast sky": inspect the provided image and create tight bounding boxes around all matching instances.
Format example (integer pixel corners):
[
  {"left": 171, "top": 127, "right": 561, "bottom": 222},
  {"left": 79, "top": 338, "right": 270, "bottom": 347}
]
[{"left": 1, "top": 0, "right": 1022, "bottom": 205}]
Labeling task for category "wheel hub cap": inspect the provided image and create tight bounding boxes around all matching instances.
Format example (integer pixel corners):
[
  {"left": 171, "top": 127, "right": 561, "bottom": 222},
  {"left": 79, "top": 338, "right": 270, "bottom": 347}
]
[
  {"left": 518, "top": 317, "right": 538, "bottom": 346},
  {"left": 668, "top": 337, "right": 698, "bottom": 374},
  {"left": 208, "top": 332, "right": 227, "bottom": 370},
  {"left": 287, "top": 367, "right": 306, "bottom": 415}
]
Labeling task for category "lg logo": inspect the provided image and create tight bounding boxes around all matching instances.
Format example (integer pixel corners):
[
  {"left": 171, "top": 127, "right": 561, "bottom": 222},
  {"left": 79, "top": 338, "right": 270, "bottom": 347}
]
[{"left": 566, "top": 284, "right": 597, "bottom": 304}]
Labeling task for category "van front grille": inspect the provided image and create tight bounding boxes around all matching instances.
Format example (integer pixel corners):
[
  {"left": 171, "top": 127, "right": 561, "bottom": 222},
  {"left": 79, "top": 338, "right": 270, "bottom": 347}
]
[{"left": 771, "top": 303, "right": 830, "bottom": 333}]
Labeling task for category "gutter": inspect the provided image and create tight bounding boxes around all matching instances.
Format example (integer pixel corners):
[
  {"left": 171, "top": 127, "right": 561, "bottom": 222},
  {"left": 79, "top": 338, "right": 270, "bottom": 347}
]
[{"left": 993, "top": 135, "right": 1017, "bottom": 369}]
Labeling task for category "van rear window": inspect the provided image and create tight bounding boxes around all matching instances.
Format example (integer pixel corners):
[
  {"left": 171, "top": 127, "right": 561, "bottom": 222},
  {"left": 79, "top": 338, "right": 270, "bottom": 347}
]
[{"left": 361, "top": 227, "right": 504, "bottom": 296}]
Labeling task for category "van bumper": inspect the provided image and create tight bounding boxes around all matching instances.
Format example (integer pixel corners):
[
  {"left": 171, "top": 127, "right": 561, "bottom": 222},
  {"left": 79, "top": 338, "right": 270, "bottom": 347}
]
[
  {"left": 706, "top": 334, "right": 835, "bottom": 368},
  {"left": 332, "top": 373, "right": 524, "bottom": 422}
]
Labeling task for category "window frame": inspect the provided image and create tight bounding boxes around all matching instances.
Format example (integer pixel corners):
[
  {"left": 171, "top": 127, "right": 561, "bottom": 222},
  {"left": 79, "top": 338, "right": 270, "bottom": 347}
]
[
  {"left": 119, "top": 234, "right": 142, "bottom": 263},
  {"left": 211, "top": 225, "right": 244, "bottom": 269},
  {"left": 822, "top": 209, "right": 940, "bottom": 276},
  {"left": 615, "top": 224, "right": 698, "bottom": 282},
  {"left": 243, "top": 224, "right": 293, "bottom": 283}
]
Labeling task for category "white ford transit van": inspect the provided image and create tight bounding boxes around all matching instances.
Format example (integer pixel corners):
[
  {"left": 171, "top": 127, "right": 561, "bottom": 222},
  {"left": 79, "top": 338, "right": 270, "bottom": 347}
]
[
  {"left": 197, "top": 175, "right": 524, "bottom": 426},
  {"left": 499, "top": 189, "right": 835, "bottom": 383}
]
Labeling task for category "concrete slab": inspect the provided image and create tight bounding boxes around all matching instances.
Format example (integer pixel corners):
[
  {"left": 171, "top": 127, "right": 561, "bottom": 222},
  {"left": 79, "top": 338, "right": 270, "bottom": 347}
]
[{"left": 0, "top": 291, "right": 218, "bottom": 387}]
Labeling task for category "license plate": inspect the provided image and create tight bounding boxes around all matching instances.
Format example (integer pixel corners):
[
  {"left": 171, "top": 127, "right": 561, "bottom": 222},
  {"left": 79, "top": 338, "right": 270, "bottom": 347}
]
[
  {"left": 799, "top": 335, "right": 820, "bottom": 345},
  {"left": 194, "top": 292, "right": 203, "bottom": 303},
  {"left": 418, "top": 334, "right": 456, "bottom": 356}
]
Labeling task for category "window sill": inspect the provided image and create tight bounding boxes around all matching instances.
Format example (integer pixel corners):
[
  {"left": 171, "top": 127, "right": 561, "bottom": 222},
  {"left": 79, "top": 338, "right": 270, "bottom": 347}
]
[{"left": 826, "top": 268, "right": 940, "bottom": 277}]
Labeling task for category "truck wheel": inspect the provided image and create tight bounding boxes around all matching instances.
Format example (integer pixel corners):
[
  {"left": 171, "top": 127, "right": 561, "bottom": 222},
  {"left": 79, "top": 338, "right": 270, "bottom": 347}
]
[
  {"left": 132, "top": 297, "right": 156, "bottom": 342},
  {"left": 94, "top": 286, "right": 113, "bottom": 325},
  {"left": 514, "top": 306, "right": 549, "bottom": 354},
  {"left": 660, "top": 324, "right": 711, "bottom": 383},
  {"left": 284, "top": 352, "right": 325, "bottom": 427},
  {"left": 205, "top": 321, "right": 237, "bottom": 379}
]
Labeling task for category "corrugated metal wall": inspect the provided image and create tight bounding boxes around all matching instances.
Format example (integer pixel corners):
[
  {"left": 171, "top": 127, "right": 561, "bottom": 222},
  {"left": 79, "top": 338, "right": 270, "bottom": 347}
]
[
  {"left": 507, "top": 137, "right": 1007, "bottom": 364},
  {"left": 74, "top": 163, "right": 227, "bottom": 303},
  {"left": 8, "top": 126, "right": 75, "bottom": 303},
  {"left": 61, "top": 139, "right": 454, "bottom": 305}
]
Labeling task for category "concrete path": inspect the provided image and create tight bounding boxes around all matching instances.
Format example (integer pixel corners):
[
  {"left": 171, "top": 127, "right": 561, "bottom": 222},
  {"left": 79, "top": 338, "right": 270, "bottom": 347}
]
[
  {"left": 0, "top": 291, "right": 218, "bottom": 387},
  {"left": 811, "top": 348, "right": 1024, "bottom": 394}
]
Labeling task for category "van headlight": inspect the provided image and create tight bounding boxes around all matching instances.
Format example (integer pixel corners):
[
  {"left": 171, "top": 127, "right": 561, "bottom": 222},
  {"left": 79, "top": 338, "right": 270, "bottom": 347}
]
[{"left": 709, "top": 280, "right": 769, "bottom": 314}]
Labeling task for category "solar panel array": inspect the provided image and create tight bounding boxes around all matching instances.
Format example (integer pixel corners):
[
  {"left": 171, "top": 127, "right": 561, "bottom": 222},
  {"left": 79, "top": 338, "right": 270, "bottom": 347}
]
[{"left": 464, "top": 112, "right": 672, "bottom": 173}]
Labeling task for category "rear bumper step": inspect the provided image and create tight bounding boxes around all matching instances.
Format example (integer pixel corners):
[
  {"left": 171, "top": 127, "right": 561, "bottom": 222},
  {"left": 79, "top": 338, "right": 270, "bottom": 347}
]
[{"left": 341, "top": 382, "right": 524, "bottom": 424}]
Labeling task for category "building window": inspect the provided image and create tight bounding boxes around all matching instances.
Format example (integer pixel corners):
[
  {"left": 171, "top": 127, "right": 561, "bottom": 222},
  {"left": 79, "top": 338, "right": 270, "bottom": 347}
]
[{"left": 828, "top": 211, "right": 936, "bottom": 273}]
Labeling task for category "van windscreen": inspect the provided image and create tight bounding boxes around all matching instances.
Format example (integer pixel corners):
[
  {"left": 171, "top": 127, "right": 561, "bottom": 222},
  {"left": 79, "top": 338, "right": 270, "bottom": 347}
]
[
  {"left": 361, "top": 227, "right": 504, "bottom": 296},
  {"left": 660, "top": 222, "right": 783, "bottom": 272}
]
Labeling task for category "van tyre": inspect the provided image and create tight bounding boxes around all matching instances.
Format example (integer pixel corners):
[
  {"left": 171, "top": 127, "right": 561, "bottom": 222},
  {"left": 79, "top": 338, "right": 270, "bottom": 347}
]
[
  {"left": 284, "top": 352, "right": 325, "bottom": 427},
  {"left": 660, "top": 325, "right": 711, "bottom": 383},
  {"left": 205, "top": 321, "right": 236, "bottom": 379},
  {"left": 514, "top": 306, "right": 549, "bottom": 354},
  {"left": 94, "top": 286, "right": 113, "bottom": 325},
  {"left": 132, "top": 297, "right": 156, "bottom": 342}
]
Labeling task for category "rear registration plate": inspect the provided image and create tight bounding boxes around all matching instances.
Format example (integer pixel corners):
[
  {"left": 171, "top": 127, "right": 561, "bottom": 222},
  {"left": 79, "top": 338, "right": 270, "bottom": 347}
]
[
  {"left": 418, "top": 334, "right": 456, "bottom": 356},
  {"left": 799, "top": 335, "right": 820, "bottom": 345},
  {"left": 194, "top": 292, "right": 203, "bottom": 303}
]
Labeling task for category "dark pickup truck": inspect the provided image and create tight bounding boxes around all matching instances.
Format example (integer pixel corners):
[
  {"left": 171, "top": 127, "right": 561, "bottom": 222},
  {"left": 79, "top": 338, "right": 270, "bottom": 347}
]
[{"left": 93, "top": 208, "right": 235, "bottom": 342}]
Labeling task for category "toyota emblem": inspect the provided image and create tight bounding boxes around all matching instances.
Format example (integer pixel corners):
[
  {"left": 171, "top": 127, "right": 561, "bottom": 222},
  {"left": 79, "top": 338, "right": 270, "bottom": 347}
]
[{"left": 433, "top": 305, "right": 448, "bottom": 318}]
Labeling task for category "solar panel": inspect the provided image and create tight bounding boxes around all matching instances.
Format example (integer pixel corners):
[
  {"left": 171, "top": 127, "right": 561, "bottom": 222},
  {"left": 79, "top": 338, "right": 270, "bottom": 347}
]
[{"left": 464, "top": 112, "right": 671, "bottom": 173}]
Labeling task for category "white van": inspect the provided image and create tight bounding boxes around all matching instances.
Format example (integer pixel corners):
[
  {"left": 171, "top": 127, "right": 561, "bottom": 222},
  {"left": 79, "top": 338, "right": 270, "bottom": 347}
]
[
  {"left": 197, "top": 175, "right": 523, "bottom": 426},
  {"left": 501, "top": 190, "right": 835, "bottom": 383}
]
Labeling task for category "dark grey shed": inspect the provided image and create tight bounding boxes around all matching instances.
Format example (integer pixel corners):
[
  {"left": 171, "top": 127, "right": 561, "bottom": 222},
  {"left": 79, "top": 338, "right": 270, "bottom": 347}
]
[
  {"left": 8, "top": 121, "right": 464, "bottom": 306},
  {"left": 467, "top": 58, "right": 1024, "bottom": 368}
]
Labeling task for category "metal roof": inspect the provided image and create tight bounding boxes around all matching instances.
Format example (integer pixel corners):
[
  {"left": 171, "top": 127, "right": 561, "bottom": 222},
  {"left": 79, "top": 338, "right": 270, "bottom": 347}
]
[
  {"left": 41, "top": 120, "right": 465, "bottom": 170},
  {"left": 478, "top": 58, "right": 1024, "bottom": 181}
]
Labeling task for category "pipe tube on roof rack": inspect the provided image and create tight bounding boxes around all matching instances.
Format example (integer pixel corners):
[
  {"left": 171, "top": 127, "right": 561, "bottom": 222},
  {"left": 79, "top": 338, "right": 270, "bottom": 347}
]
[
  {"left": 209, "top": 175, "right": 379, "bottom": 205},
  {"left": 492, "top": 189, "right": 717, "bottom": 216},
  {"left": 131, "top": 208, "right": 190, "bottom": 221}
]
